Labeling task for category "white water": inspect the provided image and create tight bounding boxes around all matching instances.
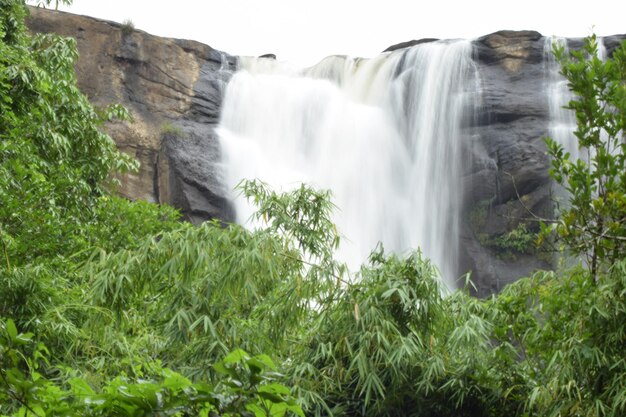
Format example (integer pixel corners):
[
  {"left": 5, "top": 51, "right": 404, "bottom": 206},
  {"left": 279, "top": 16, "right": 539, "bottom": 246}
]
[
  {"left": 217, "top": 41, "right": 479, "bottom": 289},
  {"left": 544, "top": 36, "right": 606, "bottom": 164},
  {"left": 544, "top": 37, "right": 579, "bottom": 162}
]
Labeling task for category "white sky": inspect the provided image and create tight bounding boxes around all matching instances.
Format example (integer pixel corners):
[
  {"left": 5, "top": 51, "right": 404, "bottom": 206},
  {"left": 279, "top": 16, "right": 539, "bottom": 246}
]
[{"left": 34, "top": 0, "right": 626, "bottom": 66}]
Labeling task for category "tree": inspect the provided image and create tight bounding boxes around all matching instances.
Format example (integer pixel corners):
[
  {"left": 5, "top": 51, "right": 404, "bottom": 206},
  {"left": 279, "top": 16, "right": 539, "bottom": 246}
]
[
  {"left": 0, "top": 0, "right": 138, "bottom": 266},
  {"left": 33, "top": 0, "right": 72, "bottom": 9},
  {"left": 546, "top": 35, "right": 626, "bottom": 281}
]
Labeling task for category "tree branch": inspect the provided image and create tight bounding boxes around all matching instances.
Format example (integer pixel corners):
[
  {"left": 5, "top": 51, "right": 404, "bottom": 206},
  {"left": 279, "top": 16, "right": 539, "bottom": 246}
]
[
  {"left": 501, "top": 171, "right": 557, "bottom": 223},
  {"left": 0, "top": 369, "right": 43, "bottom": 417}
]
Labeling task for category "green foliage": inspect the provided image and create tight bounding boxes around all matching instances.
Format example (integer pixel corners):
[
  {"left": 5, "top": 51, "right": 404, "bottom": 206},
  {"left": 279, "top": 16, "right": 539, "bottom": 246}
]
[
  {"left": 492, "top": 223, "right": 538, "bottom": 254},
  {"left": 85, "top": 221, "right": 301, "bottom": 373},
  {"left": 488, "top": 262, "right": 626, "bottom": 417},
  {"left": 1, "top": 0, "right": 138, "bottom": 266},
  {"left": 239, "top": 180, "right": 341, "bottom": 269},
  {"left": 213, "top": 349, "right": 304, "bottom": 417},
  {"left": 120, "top": 19, "right": 135, "bottom": 37},
  {"left": 1, "top": 318, "right": 303, "bottom": 416},
  {"left": 546, "top": 35, "right": 626, "bottom": 280},
  {"left": 67, "top": 180, "right": 347, "bottom": 385},
  {"left": 1, "top": 6, "right": 625, "bottom": 416},
  {"left": 87, "top": 196, "right": 181, "bottom": 252},
  {"left": 288, "top": 248, "right": 447, "bottom": 416},
  {"left": 31, "top": 0, "right": 72, "bottom": 10},
  {"left": 160, "top": 121, "right": 185, "bottom": 139},
  {"left": 468, "top": 199, "right": 540, "bottom": 259}
]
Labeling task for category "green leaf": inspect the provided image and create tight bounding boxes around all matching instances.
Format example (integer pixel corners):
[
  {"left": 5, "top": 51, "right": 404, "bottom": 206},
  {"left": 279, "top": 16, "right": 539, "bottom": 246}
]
[
  {"left": 69, "top": 377, "right": 95, "bottom": 396},
  {"left": 223, "top": 348, "right": 250, "bottom": 365},
  {"left": 247, "top": 354, "right": 276, "bottom": 373},
  {"left": 258, "top": 383, "right": 290, "bottom": 397},
  {"left": 6, "top": 319, "right": 18, "bottom": 341}
]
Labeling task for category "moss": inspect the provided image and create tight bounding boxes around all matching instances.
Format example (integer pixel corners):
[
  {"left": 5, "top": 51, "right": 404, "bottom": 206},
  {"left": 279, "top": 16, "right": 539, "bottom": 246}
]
[
  {"left": 468, "top": 199, "right": 543, "bottom": 260},
  {"left": 493, "top": 224, "right": 537, "bottom": 254},
  {"left": 468, "top": 199, "right": 492, "bottom": 236},
  {"left": 161, "top": 122, "right": 186, "bottom": 139},
  {"left": 121, "top": 19, "right": 135, "bottom": 37}
]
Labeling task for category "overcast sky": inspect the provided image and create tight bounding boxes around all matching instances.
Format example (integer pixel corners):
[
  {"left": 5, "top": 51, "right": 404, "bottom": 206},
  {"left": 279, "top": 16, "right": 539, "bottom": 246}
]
[{"left": 37, "top": 0, "right": 626, "bottom": 66}]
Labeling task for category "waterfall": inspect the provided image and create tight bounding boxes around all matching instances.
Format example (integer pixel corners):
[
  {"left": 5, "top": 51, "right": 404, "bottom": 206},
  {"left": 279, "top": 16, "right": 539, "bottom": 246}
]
[
  {"left": 217, "top": 41, "right": 479, "bottom": 289},
  {"left": 544, "top": 36, "right": 606, "bottom": 163},
  {"left": 544, "top": 37, "right": 579, "bottom": 162}
]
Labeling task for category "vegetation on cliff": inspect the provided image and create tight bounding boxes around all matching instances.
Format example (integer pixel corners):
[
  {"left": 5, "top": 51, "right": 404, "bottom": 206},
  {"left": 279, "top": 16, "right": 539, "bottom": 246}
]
[
  {"left": 546, "top": 35, "right": 626, "bottom": 280},
  {"left": 1, "top": 1, "right": 626, "bottom": 416}
]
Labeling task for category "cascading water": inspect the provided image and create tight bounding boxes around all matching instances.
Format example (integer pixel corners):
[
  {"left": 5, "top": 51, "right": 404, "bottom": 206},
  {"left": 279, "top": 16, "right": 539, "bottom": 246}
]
[
  {"left": 544, "top": 37, "right": 579, "bottom": 162},
  {"left": 544, "top": 36, "right": 609, "bottom": 271},
  {"left": 544, "top": 35, "right": 607, "bottom": 213},
  {"left": 544, "top": 36, "right": 607, "bottom": 163},
  {"left": 217, "top": 41, "right": 479, "bottom": 289}
]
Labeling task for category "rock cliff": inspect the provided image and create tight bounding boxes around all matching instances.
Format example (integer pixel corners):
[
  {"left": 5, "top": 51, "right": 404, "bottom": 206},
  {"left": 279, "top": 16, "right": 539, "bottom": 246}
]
[
  {"left": 27, "top": 7, "right": 626, "bottom": 295},
  {"left": 27, "top": 6, "right": 236, "bottom": 224},
  {"left": 459, "top": 31, "right": 625, "bottom": 295}
]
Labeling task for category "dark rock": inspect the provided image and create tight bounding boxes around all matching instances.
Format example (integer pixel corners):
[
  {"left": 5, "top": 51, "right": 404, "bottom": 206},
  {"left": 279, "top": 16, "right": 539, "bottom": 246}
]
[
  {"left": 602, "top": 35, "right": 626, "bottom": 56},
  {"left": 460, "top": 31, "right": 553, "bottom": 295},
  {"left": 259, "top": 53, "right": 277, "bottom": 59},
  {"left": 475, "top": 30, "right": 543, "bottom": 66},
  {"left": 462, "top": 31, "right": 626, "bottom": 295},
  {"left": 383, "top": 38, "right": 439, "bottom": 52},
  {"left": 158, "top": 122, "right": 235, "bottom": 224}
]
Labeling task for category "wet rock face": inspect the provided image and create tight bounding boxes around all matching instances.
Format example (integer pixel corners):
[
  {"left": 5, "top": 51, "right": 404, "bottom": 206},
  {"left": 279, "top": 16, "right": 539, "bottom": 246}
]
[
  {"left": 461, "top": 31, "right": 626, "bottom": 296},
  {"left": 458, "top": 30, "right": 555, "bottom": 296},
  {"left": 27, "top": 6, "right": 236, "bottom": 224},
  {"left": 459, "top": 32, "right": 622, "bottom": 295}
]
